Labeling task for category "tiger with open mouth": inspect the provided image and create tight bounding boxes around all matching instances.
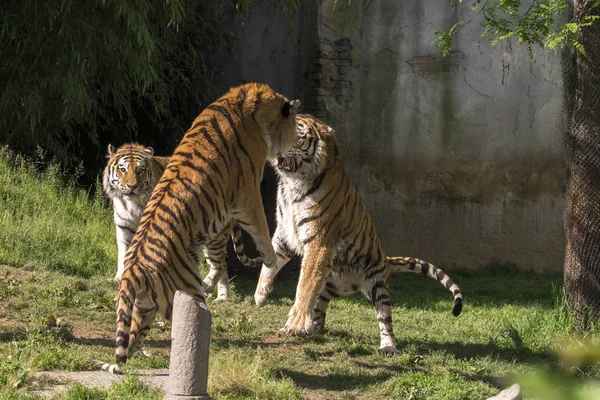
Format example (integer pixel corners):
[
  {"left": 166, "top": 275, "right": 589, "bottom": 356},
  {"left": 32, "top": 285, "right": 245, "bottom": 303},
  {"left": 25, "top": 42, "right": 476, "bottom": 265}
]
[{"left": 251, "top": 114, "right": 464, "bottom": 355}]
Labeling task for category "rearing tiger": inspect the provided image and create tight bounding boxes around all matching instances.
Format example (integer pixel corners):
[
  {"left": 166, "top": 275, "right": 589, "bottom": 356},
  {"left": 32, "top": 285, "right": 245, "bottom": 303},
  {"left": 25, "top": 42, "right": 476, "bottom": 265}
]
[
  {"left": 110, "top": 83, "right": 300, "bottom": 371},
  {"left": 102, "top": 143, "right": 261, "bottom": 297},
  {"left": 252, "top": 114, "right": 463, "bottom": 355}
]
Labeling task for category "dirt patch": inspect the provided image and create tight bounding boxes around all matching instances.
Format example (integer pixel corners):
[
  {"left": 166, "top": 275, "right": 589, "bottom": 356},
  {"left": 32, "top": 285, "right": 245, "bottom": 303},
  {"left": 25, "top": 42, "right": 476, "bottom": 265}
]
[
  {"left": 30, "top": 369, "right": 169, "bottom": 398},
  {"left": 0, "top": 264, "right": 33, "bottom": 280},
  {"left": 0, "top": 317, "right": 27, "bottom": 329},
  {"left": 301, "top": 391, "right": 328, "bottom": 400}
]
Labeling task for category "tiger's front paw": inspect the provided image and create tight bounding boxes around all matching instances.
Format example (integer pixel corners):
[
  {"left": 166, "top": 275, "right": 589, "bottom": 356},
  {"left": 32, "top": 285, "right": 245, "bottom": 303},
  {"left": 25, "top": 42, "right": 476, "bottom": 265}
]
[
  {"left": 202, "top": 276, "right": 218, "bottom": 295},
  {"left": 254, "top": 282, "right": 272, "bottom": 307},
  {"left": 214, "top": 292, "right": 229, "bottom": 302},
  {"left": 277, "top": 307, "right": 315, "bottom": 336}
]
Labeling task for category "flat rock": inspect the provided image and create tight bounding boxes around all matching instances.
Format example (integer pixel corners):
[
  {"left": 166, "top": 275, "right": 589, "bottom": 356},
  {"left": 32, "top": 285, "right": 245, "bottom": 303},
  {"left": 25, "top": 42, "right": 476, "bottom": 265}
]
[
  {"left": 486, "top": 384, "right": 522, "bottom": 400},
  {"left": 30, "top": 369, "right": 169, "bottom": 398}
]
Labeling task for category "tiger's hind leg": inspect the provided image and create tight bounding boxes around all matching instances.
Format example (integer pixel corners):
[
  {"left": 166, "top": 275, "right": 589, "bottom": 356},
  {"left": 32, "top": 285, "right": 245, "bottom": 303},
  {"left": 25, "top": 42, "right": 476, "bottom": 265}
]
[
  {"left": 254, "top": 230, "right": 293, "bottom": 307},
  {"left": 201, "top": 231, "right": 230, "bottom": 301},
  {"left": 128, "top": 294, "right": 158, "bottom": 359},
  {"left": 312, "top": 276, "right": 360, "bottom": 333},
  {"left": 215, "top": 270, "right": 231, "bottom": 302},
  {"left": 362, "top": 270, "right": 398, "bottom": 355}
]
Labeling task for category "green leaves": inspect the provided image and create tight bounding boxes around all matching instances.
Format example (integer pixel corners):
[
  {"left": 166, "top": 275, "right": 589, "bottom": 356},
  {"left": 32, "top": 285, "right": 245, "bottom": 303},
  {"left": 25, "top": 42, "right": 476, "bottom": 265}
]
[
  {"left": 0, "top": 0, "right": 239, "bottom": 165},
  {"left": 433, "top": 21, "right": 465, "bottom": 56},
  {"left": 432, "top": 0, "right": 599, "bottom": 60}
]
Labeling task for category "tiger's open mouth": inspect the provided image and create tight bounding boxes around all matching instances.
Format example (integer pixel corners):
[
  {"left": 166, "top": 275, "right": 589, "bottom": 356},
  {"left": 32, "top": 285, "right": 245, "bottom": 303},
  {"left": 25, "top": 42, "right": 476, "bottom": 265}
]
[{"left": 277, "top": 157, "right": 297, "bottom": 173}]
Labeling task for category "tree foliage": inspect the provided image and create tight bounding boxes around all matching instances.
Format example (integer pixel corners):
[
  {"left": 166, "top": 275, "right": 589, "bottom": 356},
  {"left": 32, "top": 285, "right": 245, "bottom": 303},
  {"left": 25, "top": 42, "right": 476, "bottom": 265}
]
[
  {"left": 433, "top": 0, "right": 600, "bottom": 58},
  {"left": 0, "top": 0, "right": 253, "bottom": 166}
]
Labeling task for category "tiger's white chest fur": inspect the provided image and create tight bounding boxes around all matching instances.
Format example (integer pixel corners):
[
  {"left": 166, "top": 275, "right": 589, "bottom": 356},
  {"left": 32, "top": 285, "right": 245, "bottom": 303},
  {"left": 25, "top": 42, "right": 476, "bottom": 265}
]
[
  {"left": 107, "top": 190, "right": 153, "bottom": 281},
  {"left": 276, "top": 173, "right": 343, "bottom": 257},
  {"left": 111, "top": 194, "right": 147, "bottom": 227}
]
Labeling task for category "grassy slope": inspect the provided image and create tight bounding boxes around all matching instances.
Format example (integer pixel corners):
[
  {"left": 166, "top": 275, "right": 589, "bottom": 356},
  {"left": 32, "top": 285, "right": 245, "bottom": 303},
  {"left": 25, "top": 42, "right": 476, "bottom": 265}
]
[
  {"left": 0, "top": 149, "right": 599, "bottom": 400},
  {"left": 0, "top": 148, "right": 115, "bottom": 277}
]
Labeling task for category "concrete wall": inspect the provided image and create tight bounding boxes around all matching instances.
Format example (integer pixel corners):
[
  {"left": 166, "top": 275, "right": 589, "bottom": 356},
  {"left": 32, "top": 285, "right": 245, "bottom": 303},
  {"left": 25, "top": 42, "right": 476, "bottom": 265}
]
[
  {"left": 224, "top": 0, "right": 566, "bottom": 271},
  {"left": 214, "top": 1, "right": 319, "bottom": 270}
]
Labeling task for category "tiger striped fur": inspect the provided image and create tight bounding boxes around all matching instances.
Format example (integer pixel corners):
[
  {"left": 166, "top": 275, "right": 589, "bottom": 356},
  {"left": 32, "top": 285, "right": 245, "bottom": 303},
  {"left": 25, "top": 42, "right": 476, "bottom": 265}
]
[
  {"left": 102, "top": 144, "right": 169, "bottom": 281},
  {"left": 89, "top": 359, "right": 124, "bottom": 374},
  {"left": 253, "top": 114, "right": 463, "bottom": 355},
  {"left": 110, "top": 83, "right": 300, "bottom": 371},
  {"left": 102, "top": 143, "right": 261, "bottom": 298}
]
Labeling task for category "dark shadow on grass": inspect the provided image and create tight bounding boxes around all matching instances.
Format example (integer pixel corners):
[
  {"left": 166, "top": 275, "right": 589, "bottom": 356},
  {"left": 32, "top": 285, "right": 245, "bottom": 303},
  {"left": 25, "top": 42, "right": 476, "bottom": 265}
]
[
  {"left": 230, "top": 259, "right": 564, "bottom": 310},
  {"left": 211, "top": 327, "right": 358, "bottom": 350},
  {"left": 229, "top": 262, "right": 563, "bottom": 310},
  {"left": 396, "top": 338, "right": 559, "bottom": 366},
  {"left": 275, "top": 368, "right": 399, "bottom": 391},
  {"left": 0, "top": 330, "right": 27, "bottom": 342},
  {"left": 456, "top": 371, "right": 509, "bottom": 390},
  {"left": 276, "top": 361, "right": 505, "bottom": 392},
  {"left": 212, "top": 331, "right": 559, "bottom": 372},
  {"left": 73, "top": 337, "right": 171, "bottom": 349}
]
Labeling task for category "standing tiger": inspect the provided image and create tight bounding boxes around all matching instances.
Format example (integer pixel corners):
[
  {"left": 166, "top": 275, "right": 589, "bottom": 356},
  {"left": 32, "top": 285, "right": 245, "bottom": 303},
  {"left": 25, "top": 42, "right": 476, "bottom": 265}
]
[
  {"left": 102, "top": 144, "right": 168, "bottom": 282},
  {"left": 109, "top": 83, "right": 300, "bottom": 371},
  {"left": 102, "top": 143, "right": 261, "bottom": 298},
  {"left": 252, "top": 114, "right": 463, "bottom": 355}
]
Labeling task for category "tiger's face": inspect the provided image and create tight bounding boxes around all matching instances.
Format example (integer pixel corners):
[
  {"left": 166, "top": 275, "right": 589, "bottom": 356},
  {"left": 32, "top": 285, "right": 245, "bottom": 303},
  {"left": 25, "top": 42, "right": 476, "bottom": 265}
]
[
  {"left": 244, "top": 83, "right": 301, "bottom": 160},
  {"left": 273, "top": 115, "right": 333, "bottom": 178},
  {"left": 104, "top": 144, "right": 154, "bottom": 197}
]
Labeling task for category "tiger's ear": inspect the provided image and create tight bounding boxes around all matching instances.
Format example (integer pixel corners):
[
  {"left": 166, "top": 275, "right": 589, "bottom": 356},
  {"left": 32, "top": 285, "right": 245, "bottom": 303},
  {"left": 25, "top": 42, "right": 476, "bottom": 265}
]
[
  {"left": 144, "top": 147, "right": 154, "bottom": 156},
  {"left": 107, "top": 144, "right": 116, "bottom": 159},
  {"left": 282, "top": 99, "right": 301, "bottom": 117}
]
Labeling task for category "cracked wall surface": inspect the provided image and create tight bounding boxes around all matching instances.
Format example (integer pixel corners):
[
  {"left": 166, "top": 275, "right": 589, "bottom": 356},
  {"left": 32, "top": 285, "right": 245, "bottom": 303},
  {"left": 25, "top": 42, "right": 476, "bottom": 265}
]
[
  {"left": 220, "top": 0, "right": 565, "bottom": 272},
  {"left": 316, "top": 0, "right": 564, "bottom": 271}
]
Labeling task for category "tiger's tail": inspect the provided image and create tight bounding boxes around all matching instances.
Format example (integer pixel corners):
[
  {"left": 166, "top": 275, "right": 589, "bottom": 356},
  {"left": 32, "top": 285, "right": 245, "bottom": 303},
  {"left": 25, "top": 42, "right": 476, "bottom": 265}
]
[
  {"left": 114, "top": 277, "right": 137, "bottom": 367},
  {"left": 89, "top": 359, "right": 123, "bottom": 374},
  {"left": 231, "top": 223, "right": 262, "bottom": 267},
  {"left": 90, "top": 266, "right": 138, "bottom": 374},
  {"left": 387, "top": 256, "right": 463, "bottom": 316}
]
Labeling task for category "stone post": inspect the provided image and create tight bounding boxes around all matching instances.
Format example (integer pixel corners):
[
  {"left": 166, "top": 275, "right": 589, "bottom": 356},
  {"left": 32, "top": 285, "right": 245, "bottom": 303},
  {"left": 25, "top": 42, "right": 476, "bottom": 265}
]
[{"left": 164, "top": 291, "right": 211, "bottom": 400}]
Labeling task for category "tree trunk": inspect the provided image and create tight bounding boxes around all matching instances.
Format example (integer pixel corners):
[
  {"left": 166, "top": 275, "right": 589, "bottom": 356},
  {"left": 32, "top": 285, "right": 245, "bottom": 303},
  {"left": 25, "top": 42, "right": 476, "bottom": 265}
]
[{"left": 563, "top": 0, "right": 600, "bottom": 329}]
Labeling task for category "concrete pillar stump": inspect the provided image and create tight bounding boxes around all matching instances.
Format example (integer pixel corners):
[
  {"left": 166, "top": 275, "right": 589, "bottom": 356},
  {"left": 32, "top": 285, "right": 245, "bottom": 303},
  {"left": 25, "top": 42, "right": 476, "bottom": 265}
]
[{"left": 164, "top": 291, "right": 211, "bottom": 400}]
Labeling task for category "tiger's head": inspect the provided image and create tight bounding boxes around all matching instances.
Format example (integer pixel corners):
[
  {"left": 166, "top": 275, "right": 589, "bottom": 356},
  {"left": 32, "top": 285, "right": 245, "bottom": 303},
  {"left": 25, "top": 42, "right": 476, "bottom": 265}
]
[
  {"left": 272, "top": 114, "right": 336, "bottom": 179},
  {"left": 238, "top": 82, "right": 301, "bottom": 160},
  {"left": 102, "top": 143, "right": 156, "bottom": 200}
]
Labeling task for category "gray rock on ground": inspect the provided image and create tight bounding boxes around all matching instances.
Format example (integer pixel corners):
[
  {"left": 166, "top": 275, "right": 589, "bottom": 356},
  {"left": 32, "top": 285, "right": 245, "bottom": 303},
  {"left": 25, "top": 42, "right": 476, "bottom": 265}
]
[{"left": 486, "top": 384, "right": 522, "bottom": 400}]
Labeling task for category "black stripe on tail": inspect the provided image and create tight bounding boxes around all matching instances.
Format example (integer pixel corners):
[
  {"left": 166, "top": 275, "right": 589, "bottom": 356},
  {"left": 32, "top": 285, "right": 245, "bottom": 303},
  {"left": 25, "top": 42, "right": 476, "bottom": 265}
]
[
  {"left": 387, "top": 256, "right": 463, "bottom": 317},
  {"left": 115, "top": 280, "right": 136, "bottom": 366},
  {"left": 231, "top": 224, "right": 262, "bottom": 267},
  {"left": 89, "top": 359, "right": 123, "bottom": 375}
]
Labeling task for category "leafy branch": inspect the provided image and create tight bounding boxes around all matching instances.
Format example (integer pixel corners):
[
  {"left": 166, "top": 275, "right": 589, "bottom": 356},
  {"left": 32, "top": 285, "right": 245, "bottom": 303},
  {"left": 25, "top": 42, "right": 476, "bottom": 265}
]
[{"left": 432, "top": 0, "right": 600, "bottom": 58}]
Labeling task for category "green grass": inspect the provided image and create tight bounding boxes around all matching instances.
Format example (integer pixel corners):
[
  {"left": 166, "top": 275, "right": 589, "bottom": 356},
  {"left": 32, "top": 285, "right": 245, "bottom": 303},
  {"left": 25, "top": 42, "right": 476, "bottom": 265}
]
[
  {"left": 0, "top": 147, "right": 115, "bottom": 277},
  {"left": 1, "top": 148, "right": 600, "bottom": 399}
]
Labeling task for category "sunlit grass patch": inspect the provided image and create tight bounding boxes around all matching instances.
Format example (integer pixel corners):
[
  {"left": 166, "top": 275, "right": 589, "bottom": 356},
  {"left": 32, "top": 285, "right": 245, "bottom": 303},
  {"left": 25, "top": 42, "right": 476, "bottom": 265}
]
[
  {"left": 0, "top": 149, "right": 599, "bottom": 399},
  {"left": 0, "top": 147, "right": 115, "bottom": 278}
]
